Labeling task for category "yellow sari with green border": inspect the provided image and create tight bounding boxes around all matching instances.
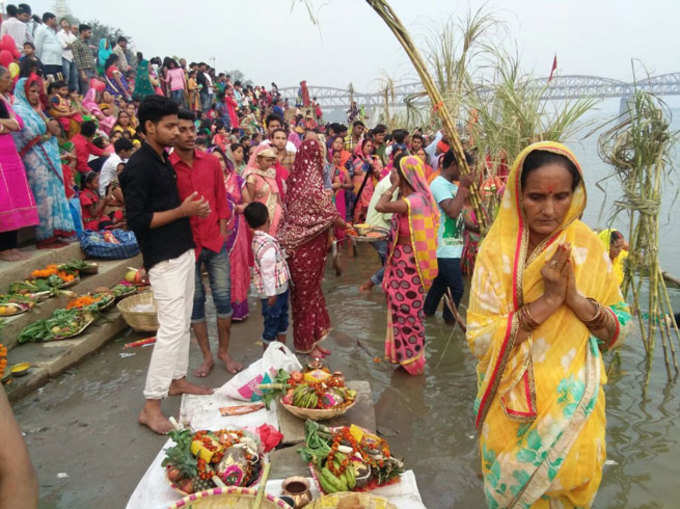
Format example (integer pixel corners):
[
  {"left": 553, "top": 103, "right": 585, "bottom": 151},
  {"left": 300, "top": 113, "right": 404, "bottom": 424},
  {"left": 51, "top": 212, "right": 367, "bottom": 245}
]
[{"left": 467, "top": 142, "right": 631, "bottom": 508}]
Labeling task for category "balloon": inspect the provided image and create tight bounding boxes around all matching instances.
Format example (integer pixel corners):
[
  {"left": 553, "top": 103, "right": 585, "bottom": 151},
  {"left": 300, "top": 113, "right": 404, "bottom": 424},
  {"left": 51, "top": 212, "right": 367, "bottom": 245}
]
[{"left": 8, "top": 62, "right": 19, "bottom": 79}]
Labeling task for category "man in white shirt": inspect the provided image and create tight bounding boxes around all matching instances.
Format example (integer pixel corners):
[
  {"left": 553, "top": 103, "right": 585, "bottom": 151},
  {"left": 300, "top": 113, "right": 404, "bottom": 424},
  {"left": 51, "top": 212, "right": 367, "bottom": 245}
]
[
  {"left": 260, "top": 114, "right": 297, "bottom": 153},
  {"left": 34, "top": 12, "right": 62, "bottom": 82},
  {"left": 99, "top": 138, "right": 133, "bottom": 197},
  {"left": 57, "top": 18, "right": 77, "bottom": 92},
  {"left": 0, "top": 5, "right": 29, "bottom": 52}
]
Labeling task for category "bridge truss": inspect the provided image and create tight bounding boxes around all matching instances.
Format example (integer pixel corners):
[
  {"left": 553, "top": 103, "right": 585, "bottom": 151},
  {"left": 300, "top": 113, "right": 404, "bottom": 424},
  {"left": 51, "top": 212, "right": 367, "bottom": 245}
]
[{"left": 278, "top": 73, "right": 680, "bottom": 109}]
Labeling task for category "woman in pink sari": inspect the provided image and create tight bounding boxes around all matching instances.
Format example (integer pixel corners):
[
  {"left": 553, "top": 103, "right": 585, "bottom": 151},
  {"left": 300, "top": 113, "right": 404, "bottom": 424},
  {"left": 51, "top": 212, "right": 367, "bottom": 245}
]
[
  {"left": 213, "top": 148, "right": 251, "bottom": 321},
  {"left": 278, "top": 140, "right": 348, "bottom": 357},
  {"left": 0, "top": 66, "right": 38, "bottom": 261},
  {"left": 352, "top": 138, "right": 382, "bottom": 223},
  {"left": 375, "top": 155, "right": 439, "bottom": 375},
  {"left": 242, "top": 145, "right": 283, "bottom": 236},
  {"left": 82, "top": 79, "right": 115, "bottom": 134},
  {"left": 330, "top": 149, "right": 352, "bottom": 241}
]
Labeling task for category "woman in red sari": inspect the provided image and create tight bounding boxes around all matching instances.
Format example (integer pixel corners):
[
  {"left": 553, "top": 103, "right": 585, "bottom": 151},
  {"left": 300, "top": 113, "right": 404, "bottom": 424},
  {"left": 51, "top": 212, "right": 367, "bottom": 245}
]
[
  {"left": 213, "top": 148, "right": 251, "bottom": 321},
  {"left": 278, "top": 139, "right": 348, "bottom": 357}
]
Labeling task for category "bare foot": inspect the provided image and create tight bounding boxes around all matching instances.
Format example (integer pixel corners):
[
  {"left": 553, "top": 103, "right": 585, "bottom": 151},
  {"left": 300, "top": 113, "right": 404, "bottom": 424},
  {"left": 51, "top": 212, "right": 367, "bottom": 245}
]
[
  {"left": 193, "top": 356, "right": 214, "bottom": 377},
  {"left": 138, "top": 405, "right": 173, "bottom": 435},
  {"left": 168, "top": 377, "right": 214, "bottom": 396},
  {"left": 0, "top": 249, "right": 21, "bottom": 261},
  {"left": 310, "top": 346, "right": 329, "bottom": 358},
  {"left": 359, "top": 280, "right": 374, "bottom": 293},
  {"left": 11, "top": 249, "right": 30, "bottom": 260},
  {"left": 217, "top": 351, "right": 243, "bottom": 374},
  {"left": 317, "top": 346, "right": 331, "bottom": 355}
]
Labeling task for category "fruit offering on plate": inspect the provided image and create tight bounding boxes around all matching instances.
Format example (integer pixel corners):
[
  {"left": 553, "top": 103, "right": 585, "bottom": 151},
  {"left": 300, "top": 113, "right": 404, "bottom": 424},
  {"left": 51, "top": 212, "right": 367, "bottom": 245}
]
[
  {"left": 0, "top": 294, "right": 35, "bottom": 316},
  {"left": 162, "top": 428, "right": 264, "bottom": 495},
  {"left": 65, "top": 292, "right": 114, "bottom": 311},
  {"left": 259, "top": 365, "right": 357, "bottom": 411},
  {"left": 18, "top": 308, "right": 95, "bottom": 343},
  {"left": 298, "top": 420, "right": 404, "bottom": 495}
]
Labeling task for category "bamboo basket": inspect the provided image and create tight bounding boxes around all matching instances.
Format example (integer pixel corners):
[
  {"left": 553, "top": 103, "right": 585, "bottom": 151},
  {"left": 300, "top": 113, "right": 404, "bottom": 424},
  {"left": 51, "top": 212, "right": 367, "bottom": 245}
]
[
  {"left": 117, "top": 292, "right": 158, "bottom": 332},
  {"left": 167, "top": 486, "right": 289, "bottom": 509},
  {"left": 303, "top": 492, "right": 398, "bottom": 509},
  {"left": 280, "top": 398, "right": 357, "bottom": 421}
]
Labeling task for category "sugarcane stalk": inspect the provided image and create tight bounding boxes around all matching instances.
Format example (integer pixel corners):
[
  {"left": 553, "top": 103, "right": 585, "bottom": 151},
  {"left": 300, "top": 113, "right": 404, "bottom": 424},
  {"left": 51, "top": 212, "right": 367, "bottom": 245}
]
[{"left": 365, "top": 0, "right": 489, "bottom": 232}]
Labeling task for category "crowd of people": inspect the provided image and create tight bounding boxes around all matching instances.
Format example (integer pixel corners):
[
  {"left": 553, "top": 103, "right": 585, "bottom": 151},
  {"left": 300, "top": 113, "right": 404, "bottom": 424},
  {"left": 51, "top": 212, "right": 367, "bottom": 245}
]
[{"left": 0, "top": 3, "right": 637, "bottom": 508}]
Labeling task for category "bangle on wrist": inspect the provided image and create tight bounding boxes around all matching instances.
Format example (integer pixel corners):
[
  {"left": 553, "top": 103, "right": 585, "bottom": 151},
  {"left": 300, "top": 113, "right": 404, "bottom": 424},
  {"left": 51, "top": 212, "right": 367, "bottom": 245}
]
[
  {"left": 582, "top": 298, "right": 611, "bottom": 330},
  {"left": 517, "top": 302, "right": 539, "bottom": 331}
]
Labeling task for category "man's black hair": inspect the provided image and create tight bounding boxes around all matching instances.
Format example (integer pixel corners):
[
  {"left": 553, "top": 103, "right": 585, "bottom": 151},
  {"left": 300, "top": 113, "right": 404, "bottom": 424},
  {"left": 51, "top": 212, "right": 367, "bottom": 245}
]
[
  {"left": 244, "top": 202, "right": 269, "bottom": 229},
  {"left": 352, "top": 120, "right": 365, "bottom": 128},
  {"left": 393, "top": 129, "right": 408, "bottom": 144},
  {"left": 373, "top": 124, "right": 387, "bottom": 134},
  {"left": 411, "top": 133, "right": 424, "bottom": 143},
  {"left": 6, "top": 5, "right": 17, "bottom": 17},
  {"left": 23, "top": 41, "right": 34, "bottom": 49},
  {"left": 81, "top": 120, "right": 97, "bottom": 138},
  {"left": 266, "top": 113, "right": 283, "bottom": 127},
  {"left": 117, "top": 36, "right": 127, "bottom": 44},
  {"left": 17, "top": 3, "right": 30, "bottom": 15},
  {"left": 42, "top": 12, "right": 55, "bottom": 23},
  {"left": 177, "top": 109, "right": 195, "bottom": 122},
  {"left": 78, "top": 24, "right": 91, "bottom": 33},
  {"left": 137, "top": 95, "right": 178, "bottom": 135},
  {"left": 442, "top": 149, "right": 474, "bottom": 170},
  {"left": 114, "top": 138, "right": 134, "bottom": 153}
]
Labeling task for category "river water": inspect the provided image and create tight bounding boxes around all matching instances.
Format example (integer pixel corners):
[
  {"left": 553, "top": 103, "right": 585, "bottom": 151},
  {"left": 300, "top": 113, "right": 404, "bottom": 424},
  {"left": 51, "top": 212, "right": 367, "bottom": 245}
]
[{"left": 325, "top": 101, "right": 680, "bottom": 508}]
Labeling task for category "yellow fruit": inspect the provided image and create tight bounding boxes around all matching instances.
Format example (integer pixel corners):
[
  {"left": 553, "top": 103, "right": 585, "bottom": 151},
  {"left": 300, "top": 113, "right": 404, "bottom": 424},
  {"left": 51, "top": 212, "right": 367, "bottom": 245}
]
[
  {"left": 304, "top": 369, "right": 331, "bottom": 384},
  {"left": 124, "top": 270, "right": 137, "bottom": 283},
  {"left": 190, "top": 437, "right": 222, "bottom": 463},
  {"left": 0, "top": 306, "right": 7, "bottom": 314}
]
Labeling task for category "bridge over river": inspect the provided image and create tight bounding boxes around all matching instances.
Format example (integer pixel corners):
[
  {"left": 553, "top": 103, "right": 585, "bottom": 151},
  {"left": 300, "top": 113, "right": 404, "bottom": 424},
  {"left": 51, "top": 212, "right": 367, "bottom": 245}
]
[{"left": 279, "top": 73, "right": 680, "bottom": 109}]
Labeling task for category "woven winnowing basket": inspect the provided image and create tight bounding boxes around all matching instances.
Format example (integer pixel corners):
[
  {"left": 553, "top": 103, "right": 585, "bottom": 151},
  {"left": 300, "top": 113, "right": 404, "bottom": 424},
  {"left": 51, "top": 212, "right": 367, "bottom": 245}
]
[
  {"left": 167, "top": 486, "right": 289, "bottom": 508},
  {"left": 117, "top": 292, "right": 158, "bottom": 332}
]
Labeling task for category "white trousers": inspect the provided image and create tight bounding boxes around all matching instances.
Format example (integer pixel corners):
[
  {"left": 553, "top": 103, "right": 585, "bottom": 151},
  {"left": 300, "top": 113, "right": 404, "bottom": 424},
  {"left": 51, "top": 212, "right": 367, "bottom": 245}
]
[{"left": 143, "top": 249, "right": 195, "bottom": 399}]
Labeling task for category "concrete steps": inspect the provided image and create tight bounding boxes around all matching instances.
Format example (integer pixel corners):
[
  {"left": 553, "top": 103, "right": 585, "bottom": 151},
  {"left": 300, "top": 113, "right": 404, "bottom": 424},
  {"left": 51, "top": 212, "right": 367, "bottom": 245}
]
[
  {"left": 1, "top": 242, "right": 144, "bottom": 401},
  {"left": 5, "top": 310, "right": 129, "bottom": 402}
]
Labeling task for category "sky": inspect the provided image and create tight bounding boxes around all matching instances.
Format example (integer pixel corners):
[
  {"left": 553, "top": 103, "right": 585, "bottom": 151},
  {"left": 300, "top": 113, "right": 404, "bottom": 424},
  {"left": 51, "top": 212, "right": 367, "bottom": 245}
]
[{"left": 26, "top": 0, "right": 679, "bottom": 93}]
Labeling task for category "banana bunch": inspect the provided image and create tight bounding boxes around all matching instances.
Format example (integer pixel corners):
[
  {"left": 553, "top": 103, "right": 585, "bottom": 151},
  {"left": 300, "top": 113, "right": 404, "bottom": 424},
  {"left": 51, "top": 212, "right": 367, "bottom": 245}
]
[
  {"left": 292, "top": 385, "right": 319, "bottom": 408},
  {"left": 318, "top": 453, "right": 356, "bottom": 494}
]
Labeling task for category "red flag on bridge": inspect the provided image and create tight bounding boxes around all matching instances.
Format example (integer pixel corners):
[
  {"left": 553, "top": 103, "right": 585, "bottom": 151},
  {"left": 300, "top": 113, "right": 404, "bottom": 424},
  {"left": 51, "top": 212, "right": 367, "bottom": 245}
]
[{"left": 548, "top": 55, "right": 557, "bottom": 82}]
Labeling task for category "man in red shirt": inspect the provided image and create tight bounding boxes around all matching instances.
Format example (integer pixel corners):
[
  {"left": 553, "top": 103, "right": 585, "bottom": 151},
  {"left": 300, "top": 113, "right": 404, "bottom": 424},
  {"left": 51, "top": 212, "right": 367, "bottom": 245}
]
[
  {"left": 170, "top": 110, "right": 243, "bottom": 376},
  {"left": 71, "top": 119, "right": 108, "bottom": 174}
]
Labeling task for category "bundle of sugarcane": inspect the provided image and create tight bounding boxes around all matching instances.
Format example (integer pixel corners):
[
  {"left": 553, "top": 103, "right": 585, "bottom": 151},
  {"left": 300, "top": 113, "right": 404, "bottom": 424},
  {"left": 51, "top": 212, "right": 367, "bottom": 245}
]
[
  {"left": 599, "top": 89, "right": 679, "bottom": 379},
  {"left": 364, "top": 0, "right": 489, "bottom": 232}
]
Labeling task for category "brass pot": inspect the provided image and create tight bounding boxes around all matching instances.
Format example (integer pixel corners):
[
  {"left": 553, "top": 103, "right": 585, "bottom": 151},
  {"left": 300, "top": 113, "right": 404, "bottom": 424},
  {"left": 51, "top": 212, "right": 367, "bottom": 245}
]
[{"left": 281, "top": 476, "right": 312, "bottom": 508}]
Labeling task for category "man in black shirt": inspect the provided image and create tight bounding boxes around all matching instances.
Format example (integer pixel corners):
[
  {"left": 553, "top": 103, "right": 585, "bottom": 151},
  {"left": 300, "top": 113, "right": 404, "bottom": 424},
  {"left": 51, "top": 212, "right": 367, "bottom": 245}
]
[{"left": 120, "top": 95, "right": 213, "bottom": 434}]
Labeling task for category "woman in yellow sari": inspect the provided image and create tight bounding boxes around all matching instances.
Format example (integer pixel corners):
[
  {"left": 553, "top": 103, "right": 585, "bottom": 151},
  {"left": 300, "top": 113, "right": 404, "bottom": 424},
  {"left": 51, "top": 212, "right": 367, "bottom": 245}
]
[
  {"left": 597, "top": 229, "right": 628, "bottom": 287},
  {"left": 467, "top": 142, "right": 631, "bottom": 508}
]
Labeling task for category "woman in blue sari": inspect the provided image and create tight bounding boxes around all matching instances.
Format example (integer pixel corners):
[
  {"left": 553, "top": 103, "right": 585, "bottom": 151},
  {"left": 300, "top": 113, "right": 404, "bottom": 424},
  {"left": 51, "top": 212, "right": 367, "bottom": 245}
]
[
  {"left": 97, "top": 39, "right": 112, "bottom": 75},
  {"left": 12, "top": 75, "right": 75, "bottom": 247}
]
